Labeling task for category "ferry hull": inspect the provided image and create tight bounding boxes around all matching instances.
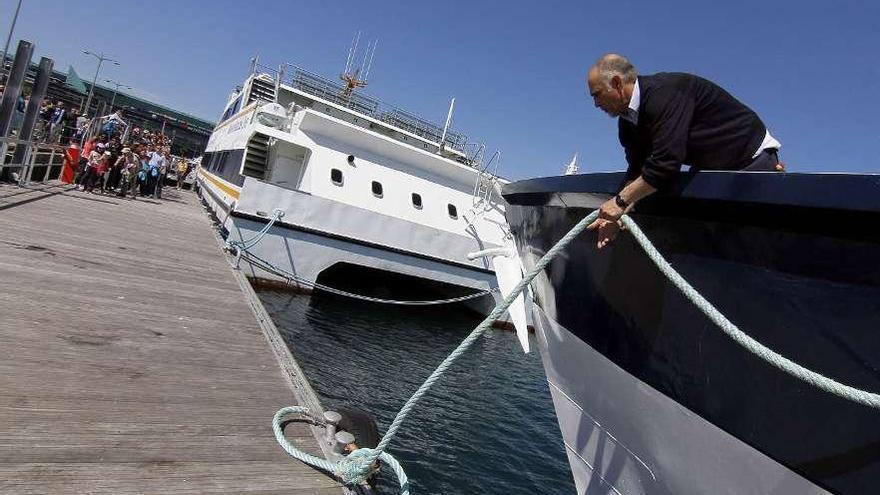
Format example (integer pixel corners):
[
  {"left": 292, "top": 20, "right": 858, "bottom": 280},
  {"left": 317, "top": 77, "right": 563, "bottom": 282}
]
[
  {"left": 503, "top": 171, "right": 880, "bottom": 495},
  {"left": 197, "top": 171, "right": 503, "bottom": 316}
]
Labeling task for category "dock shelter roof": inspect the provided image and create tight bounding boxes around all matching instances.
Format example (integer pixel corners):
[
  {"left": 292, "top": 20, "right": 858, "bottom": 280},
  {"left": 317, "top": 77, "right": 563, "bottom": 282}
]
[{"left": 58, "top": 65, "right": 215, "bottom": 132}]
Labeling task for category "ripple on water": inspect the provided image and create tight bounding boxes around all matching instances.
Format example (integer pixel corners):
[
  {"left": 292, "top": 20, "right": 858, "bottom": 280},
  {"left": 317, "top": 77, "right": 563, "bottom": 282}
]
[{"left": 258, "top": 289, "right": 576, "bottom": 495}]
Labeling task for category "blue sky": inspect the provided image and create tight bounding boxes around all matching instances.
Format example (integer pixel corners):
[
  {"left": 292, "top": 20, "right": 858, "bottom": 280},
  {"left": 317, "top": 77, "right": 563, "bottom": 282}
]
[{"left": 6, "top": 0, "right": 878, "bottom": 179}]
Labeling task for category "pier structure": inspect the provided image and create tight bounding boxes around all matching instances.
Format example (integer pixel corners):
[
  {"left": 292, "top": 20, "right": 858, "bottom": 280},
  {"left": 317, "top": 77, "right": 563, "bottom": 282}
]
[{"left": 0, "top": 182, "right": 341, "bottom": 494}]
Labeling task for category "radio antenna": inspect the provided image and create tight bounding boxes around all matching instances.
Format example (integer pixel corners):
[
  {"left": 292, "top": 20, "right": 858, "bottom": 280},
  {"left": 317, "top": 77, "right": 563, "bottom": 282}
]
[{"left": 340, "top": 32, "right": 378, "bottom": 99}]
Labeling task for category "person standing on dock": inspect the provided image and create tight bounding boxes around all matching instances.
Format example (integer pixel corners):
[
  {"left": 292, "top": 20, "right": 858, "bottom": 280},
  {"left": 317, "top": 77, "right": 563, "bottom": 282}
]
[
  {"left": 585, "top": 53, "right": 783, "bottom": 249},
  {"left": 116, "top": 148, "right": 140, "bottom": 199},
  {"left": 176, "top": 157, "right": 189, "bottom": 190},
  {"left": 61, "top": 141, "right": 80, "bottom": 184}
]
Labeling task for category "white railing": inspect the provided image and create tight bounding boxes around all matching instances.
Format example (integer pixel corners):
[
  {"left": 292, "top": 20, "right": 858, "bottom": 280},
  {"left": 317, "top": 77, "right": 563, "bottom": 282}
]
[
  {"left": 253, "top": 62, "right": 470, "bottom": 154},
  {"left": 0, "top": 137, "right": 67, "bottom": 185}
]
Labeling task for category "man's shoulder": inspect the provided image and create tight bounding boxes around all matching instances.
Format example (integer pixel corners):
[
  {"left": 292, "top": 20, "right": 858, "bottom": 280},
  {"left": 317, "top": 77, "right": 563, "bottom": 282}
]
[{"left": 639, "top": 72, "right": 697, "bottom": 92}]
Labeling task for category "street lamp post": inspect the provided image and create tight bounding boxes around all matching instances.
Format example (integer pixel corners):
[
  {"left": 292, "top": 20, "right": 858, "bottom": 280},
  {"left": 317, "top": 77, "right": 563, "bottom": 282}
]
[
  {"left": 0, "top": 0, "right": 23, "bottom": 85},
  {"left": 105, "top": 79, "right": 131, "bottom": 110},
  {"left": 82, "top": 50, "right": 119, "bottom": 117}
]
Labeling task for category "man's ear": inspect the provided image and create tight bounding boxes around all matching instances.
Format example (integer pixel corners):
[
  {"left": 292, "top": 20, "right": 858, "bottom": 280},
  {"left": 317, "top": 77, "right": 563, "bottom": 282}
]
[{"left": 611, "top": 75, "right": 623, "bottom": 92}]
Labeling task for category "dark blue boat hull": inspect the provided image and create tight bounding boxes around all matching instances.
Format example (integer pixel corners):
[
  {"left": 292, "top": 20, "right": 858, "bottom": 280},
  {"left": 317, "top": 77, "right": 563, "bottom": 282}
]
[{"left": 503, "top": 171, "right": 880, "bottom": 495}]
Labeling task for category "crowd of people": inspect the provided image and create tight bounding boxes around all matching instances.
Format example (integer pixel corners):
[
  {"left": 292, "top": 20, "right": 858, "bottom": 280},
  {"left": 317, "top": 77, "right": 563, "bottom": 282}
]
[
  {"left": 60, "top": 122, "right": 192, "bottom": 200},
  {"left": 1, "top": 86, "right": 89, "bottom": 144},
  {"left": 1, "top": 85, "right": 197, "bottom": 195}
]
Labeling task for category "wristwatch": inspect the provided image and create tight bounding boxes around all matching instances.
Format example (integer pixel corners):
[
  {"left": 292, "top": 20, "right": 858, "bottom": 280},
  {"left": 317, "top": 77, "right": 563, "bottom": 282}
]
[{"left": 614, "top": 194, "right": 628, "bottom": 209}]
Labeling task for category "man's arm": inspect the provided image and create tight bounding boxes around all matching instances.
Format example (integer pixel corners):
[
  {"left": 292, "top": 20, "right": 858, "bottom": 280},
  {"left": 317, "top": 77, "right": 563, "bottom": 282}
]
[{"left": 588, "top": 87, "right": 694, "bottom": 248}]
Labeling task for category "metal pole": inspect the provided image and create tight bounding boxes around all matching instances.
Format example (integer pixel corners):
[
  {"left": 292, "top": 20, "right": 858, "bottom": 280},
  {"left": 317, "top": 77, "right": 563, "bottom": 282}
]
[
  {"left": 0, "top": 39, "right": 32, "bottom": 181},
  {"left": 16, "top": 140, "right": 32, "bottom": 186},
  {"left": 92, "top": 100, "right": 105, "bottom": 138},
  {"left": 11, "top": 56, "right": 52, "bottom": 173},
  {"left": 44, "top": 148, "right": 55, "bottom": 183},
  {"left": 82, "top": 51, "right": 120, "bottom": 118},
  {"left": 105, "top": 79, "right": 130, "bottom": 110},
  {"left": 0, "top": 39, "right": 32, "bottom": 137},
  {"left": 0, "top": 0, "right": 23, "bottom": 85},
  {"left": 438, "top": 97, "right": 455, "bottom": 152},
  {"left": 83, "top": 58, "right": 103, "bottom": 118},
  {"left": 21, "top": 144, "right": 34, "bottom": 184}
]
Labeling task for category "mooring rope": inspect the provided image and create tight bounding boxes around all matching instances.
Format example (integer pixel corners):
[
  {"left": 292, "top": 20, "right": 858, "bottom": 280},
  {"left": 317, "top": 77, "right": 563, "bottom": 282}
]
[
  {"left": 239, "top": 249, "right": 498, "bottom": 305},
  {"left": 272, "top": 406, "right": 410, "bottom": 492},
  {"left": 226, "top": 209, "right": 499, "bottom": 306},
  {"left": 619, "top": 215, "right": 880, "bottom": 409},
  {"left": 225, "top": 208, "right": 285, "bottom": 252}
]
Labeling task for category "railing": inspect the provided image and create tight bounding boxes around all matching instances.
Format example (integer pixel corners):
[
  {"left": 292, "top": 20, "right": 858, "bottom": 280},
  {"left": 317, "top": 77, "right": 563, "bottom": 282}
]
[
  {"left": 253, "top": 62, "right": 470, "bottom": 154},
  {"left": 0, "top": 136, "right": 67, "bottom": 185}
]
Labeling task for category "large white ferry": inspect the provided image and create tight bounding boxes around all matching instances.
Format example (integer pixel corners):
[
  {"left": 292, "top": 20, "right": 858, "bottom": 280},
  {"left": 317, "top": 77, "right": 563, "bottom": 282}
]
[{"left": 197, "top": 58, "right": 511, "bottom": 316}]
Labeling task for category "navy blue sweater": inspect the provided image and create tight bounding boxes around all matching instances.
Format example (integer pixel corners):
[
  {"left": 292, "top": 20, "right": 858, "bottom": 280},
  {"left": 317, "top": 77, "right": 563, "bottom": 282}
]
[{"left": 619, "top": 73, "right": 767, "bottom": 189}]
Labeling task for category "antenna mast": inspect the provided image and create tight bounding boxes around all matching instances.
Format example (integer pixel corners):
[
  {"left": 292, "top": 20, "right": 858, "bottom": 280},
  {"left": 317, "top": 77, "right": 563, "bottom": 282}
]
[{"left": 340, "top": 32, "right": 378, "bottom": 100}]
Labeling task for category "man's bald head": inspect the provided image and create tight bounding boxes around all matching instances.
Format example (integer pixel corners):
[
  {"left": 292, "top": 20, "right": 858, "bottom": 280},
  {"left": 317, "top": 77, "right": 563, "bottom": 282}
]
[
  {"left": 587, "top": 53, "right": 638, "bottom": 117},
  {"left": 590, "top": 54, "right": 638, "bottom": 86}
]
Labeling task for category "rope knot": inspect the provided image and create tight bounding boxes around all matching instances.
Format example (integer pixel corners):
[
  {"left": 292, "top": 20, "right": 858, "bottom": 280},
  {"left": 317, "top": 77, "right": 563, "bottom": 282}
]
[{"left": 334, "top": 448, "right": 379, "bottom": 485}]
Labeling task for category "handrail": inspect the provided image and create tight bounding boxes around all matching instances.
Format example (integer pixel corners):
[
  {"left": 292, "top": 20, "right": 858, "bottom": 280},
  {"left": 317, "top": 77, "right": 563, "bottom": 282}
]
[
  {"left": 252, "top": 62, "right": 472, "bottom": 153},
  {"left": 1, "top": 137, "right": 66, "bottom": 185}
]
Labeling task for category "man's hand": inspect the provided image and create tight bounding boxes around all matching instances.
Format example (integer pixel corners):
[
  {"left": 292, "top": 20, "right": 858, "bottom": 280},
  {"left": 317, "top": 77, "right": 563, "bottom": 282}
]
[{"left": 587, "top": 197, "right": 625, "bottom": 249}]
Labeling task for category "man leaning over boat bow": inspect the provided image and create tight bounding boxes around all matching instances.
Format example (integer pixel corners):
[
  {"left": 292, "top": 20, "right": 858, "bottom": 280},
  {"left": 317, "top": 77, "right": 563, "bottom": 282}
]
[{"left": 585, "top": 53, "right": 784, "bottom": 249}]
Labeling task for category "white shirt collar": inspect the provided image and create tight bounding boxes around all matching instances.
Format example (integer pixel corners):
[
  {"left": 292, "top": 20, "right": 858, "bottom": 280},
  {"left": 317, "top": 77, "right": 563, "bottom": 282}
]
[{"left": 622, "top": 78, "right": 640, "bottom": 124}]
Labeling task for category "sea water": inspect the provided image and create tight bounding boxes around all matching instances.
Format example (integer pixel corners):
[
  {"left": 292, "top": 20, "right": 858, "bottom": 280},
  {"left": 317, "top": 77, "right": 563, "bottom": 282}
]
[{"left": 258, "top": 288, "right": 576, "bottom": 494}]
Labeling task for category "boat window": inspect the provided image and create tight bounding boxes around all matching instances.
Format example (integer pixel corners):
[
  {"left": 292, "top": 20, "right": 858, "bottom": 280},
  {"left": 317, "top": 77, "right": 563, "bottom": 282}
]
[
  {"left": 411, "top": 193, "right": 422, "bottom": 209},
  {"left": 447, "top": 204, "right": 458, "bottom": 219},
  {"left": 347, "top": 155, "right": 355, "bottom": 165},
  {"left": 230, "top": 96, "right": 241, "bottom": 117},
  {"left": 220, "top": 96, "right": 242, "bottom": 123},
  {"left": 372, "top": 181, "right": 383, "bottom": 198},
  {"left": 331, "top": 168, "right": 343, "bottom": 185}
]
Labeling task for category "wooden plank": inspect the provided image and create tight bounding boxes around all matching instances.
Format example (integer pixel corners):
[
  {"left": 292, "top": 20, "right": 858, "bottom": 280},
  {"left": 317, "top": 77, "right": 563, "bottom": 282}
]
[{"left": 0, "top": 183, "right": 341, "bottom": 493}]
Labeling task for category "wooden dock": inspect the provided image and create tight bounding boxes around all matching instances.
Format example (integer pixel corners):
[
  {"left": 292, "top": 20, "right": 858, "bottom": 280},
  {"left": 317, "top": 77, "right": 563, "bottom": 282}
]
[{"left": 0, "top": 182, "right": 342, "bottom": 494}]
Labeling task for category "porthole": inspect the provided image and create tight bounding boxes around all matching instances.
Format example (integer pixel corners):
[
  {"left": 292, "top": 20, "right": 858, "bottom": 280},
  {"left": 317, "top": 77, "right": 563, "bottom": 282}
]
[
  {"left": 347, "top": 155, "right": 355, "bottom": 165},
  {"left": 372, "top": 181, "right": 383, "bottom": 198},
  {"left": 447, "top": 203, "right": 458, "bottom": 219},
  {"left": 411, "top": 193, "right": 423, "bottom": 209},
  {"left": 331, "top": 168, "right": 343, "bottom": 185}
]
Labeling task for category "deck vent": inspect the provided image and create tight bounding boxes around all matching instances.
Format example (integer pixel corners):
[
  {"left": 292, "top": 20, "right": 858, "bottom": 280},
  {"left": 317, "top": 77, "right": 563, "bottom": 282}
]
[
  {"left": 242, "top": 133, "right": 270, "bottom": 179},
  {"left": 247, "top": 75, "right": 276, "bottom": 105}
]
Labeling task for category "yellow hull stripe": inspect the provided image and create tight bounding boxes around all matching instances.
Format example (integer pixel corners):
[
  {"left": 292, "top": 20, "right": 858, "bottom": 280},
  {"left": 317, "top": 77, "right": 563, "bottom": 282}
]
[{"left": 199, "top": 168, "right": 241, "bottom": 200}]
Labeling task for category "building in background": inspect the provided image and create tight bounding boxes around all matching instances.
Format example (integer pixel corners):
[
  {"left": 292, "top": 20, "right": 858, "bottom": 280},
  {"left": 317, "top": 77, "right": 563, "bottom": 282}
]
[{"left": 2, "top": 55, "right": 214, "bottom": 157}]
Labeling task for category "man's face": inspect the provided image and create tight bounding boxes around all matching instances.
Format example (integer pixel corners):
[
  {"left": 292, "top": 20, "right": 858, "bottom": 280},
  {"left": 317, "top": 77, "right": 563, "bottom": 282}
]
[{"left": 587, "top": 69, "right": 627, "bottom": 118}]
